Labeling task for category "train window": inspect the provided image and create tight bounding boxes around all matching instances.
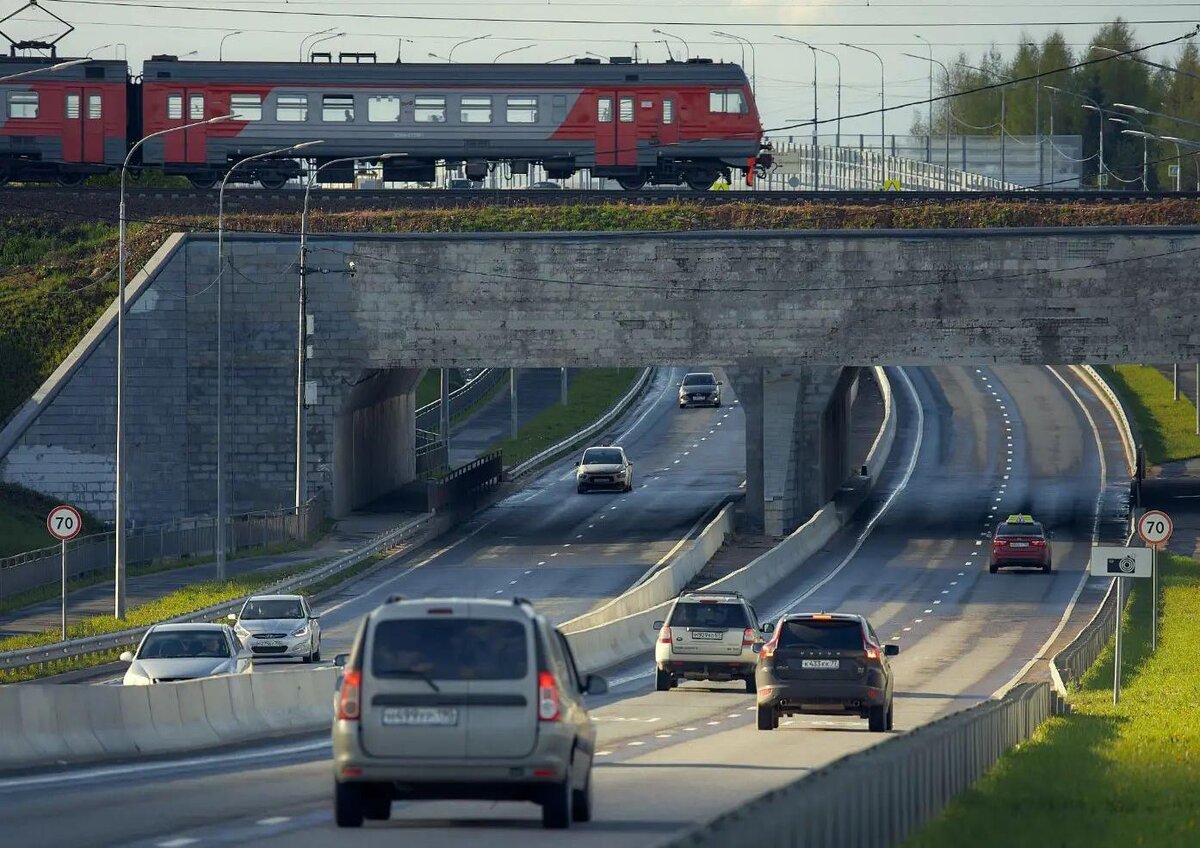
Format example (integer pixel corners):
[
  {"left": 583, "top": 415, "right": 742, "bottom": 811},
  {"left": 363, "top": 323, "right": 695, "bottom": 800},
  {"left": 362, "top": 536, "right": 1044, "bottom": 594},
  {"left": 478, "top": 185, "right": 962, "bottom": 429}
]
[
  {"left": 663, "top": 99, "right": 674, "bottom": 124},
  {"left": 506, "top": 96, "right": 538, "bottom": 123},
  {"left": 88, "top": 95, "right": 102, "bottom": 120},
  {"left": 619, "top": 96, "right": 634, "bottom": 122},
  {"left": 708, "top": 90, "right": 747, "bottom": 114},
  {"left": 368, "top": 95, "right": 401, "bottom": 122},
  {"left": 277, "top": 94, "right": 308, "bottom": 122},
  {"left": 66, "top": 94, "right": 80, "bottom": 120},
  {"left": 7, "top": 92, "right": 38, "bottom": 119},
  {"left": 190, "top": 94, "right": 205, "bottom": 120},
  {"left": 167, "top": 94, "right": 183, "bottom": 120},
  {"left": 597, "top": 97, "right": 612, "bottom": 123},
  {"left": 415, "top": 96, "right": 446, "bottom": 123},
  {"left": 460, "top": 96, "right": 492, "bottom": 124},
  {"left": 230, "top": 94, "right": 262, "bottom": 121},
  {"left": 323, "top": 95, "right": 355, "bottom": 122}
]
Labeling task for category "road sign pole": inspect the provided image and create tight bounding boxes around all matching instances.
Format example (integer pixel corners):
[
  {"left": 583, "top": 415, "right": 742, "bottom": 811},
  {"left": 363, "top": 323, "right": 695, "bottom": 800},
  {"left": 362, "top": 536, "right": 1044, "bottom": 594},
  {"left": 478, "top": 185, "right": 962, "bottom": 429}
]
[
  {"left": 1114, "top": 576, "right": 1122, "bottom": 705},
  {"left": 61, "top": 539, "right": 67, "bottom": 641},
  {"left": 1151, "top": 545, "right": 1157, "bottom": 652}
]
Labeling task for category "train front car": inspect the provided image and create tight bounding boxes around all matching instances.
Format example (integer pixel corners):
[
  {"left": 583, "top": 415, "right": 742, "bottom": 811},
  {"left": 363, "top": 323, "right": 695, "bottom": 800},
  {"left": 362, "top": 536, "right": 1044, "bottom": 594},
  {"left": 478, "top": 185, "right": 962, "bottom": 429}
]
[
  {"left": 136, "top": 55, "right": 769, "bottom": 190},
  {"left": 0, "top": 56, "right": 128, "bottom": 186}
]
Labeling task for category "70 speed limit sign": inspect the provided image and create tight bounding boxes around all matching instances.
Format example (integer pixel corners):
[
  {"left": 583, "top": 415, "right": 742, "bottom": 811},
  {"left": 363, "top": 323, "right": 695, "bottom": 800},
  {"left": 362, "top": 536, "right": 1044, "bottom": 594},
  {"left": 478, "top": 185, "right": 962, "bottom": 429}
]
[
  {"left": 1137, "top": 510, "right": 1173, "bottom": 547},
  {"left": 46, "top": 505, "right": 82, "bottom": 542}
]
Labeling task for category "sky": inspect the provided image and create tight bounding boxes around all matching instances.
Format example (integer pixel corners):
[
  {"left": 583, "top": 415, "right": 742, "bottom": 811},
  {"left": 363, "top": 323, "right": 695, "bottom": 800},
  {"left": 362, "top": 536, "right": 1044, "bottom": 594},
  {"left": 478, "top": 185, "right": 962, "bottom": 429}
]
[{"left": 1, "top": 0, "right": 1194, "bottom": 138}]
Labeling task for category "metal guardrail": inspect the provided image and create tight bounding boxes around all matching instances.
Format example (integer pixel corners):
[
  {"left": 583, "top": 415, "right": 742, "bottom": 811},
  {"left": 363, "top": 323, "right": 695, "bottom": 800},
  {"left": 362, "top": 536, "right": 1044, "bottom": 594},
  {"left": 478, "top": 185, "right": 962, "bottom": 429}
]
[
  {"left": 766, "top": 143, "right": 1028, "bottom": 193},
  {"left": 0, "top": 496, "right": 328, "bottom": 603},
  {"left": 1052, "top": 577, "right": 1120, "bottom": 691},
  {"left": 0, "top": 513, "right": 432, "bottom": 672},
  {"left": 508, "top": 368, "right": 654, "bottom": 480},
  {"left": 664, "top": 683, "right": 1055, "bottom": 848},
  {"left": 414, "top": 368, "right": 504, "bottom": 433}
]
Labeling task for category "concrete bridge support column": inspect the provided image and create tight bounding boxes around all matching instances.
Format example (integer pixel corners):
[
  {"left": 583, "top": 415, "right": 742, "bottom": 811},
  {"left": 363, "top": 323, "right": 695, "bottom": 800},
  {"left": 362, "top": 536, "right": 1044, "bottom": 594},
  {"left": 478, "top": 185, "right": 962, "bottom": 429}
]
[
  {"left": 331, "top": 367, "right": 421, "bottom": 517},
  {"left": 729, "top": 365, "right": 854, "bottom": 537}
]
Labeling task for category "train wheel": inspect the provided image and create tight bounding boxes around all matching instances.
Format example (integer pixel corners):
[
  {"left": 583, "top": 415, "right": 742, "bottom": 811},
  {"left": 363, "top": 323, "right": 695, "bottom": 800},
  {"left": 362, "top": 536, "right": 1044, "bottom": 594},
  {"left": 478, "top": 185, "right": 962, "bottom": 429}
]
[
  {"left": 685, "top": 171, "right": 719, "bottom": 191},
  {"left": 259, "top": 175, "right": 288, "bottom": 189},
  {"left": 187, "top": 174, "right": 219, "bottom": 189},
  {"left": 57, "top": 172, "right": 86, "bottom": 186},
  {"left": 616, "top": 176, "right": 647, "bottom": 191},
  {"left": 0, "top": 165, "right": 11, "bottom": 187}
]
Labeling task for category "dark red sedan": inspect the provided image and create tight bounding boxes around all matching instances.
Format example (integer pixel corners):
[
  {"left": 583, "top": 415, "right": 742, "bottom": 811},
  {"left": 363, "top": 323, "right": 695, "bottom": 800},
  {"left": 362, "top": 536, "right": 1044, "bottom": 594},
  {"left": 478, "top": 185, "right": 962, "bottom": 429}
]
[{"left": 989, "top": 515, "right": 1052, "bottom": 574}]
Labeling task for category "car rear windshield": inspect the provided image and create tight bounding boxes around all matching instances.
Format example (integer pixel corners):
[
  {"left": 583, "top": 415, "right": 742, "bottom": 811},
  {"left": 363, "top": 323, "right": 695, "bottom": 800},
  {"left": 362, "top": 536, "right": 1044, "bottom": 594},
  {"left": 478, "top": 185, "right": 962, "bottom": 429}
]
[
  {"left": 669, "top": 601, "right": 750, "bottom": 629},
  {"left": 777, "top": 619, "right": 864, "bottom": 650},
  {"left": 139, "top": 630, "right": 230, "bottom": 659},
  {"left": 683, "top": 373, "right": 716, "bottom": 386},
  {"left": 582, "top": 448, "right": 622, "bottom": 465},
  {"left": 240, "top": 599, "right": 304, "bottom": 620},
  {"left": 996, "top": 523, "right": 1044, "bottom": 537},
  {"left": 371, "top": 618, "right": 528, "bottom": 680}
]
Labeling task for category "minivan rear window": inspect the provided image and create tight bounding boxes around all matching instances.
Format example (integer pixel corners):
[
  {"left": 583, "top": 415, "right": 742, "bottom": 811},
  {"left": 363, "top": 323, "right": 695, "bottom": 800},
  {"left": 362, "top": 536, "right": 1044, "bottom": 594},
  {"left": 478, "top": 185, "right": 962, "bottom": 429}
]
[
  {"left": 778, "top": 619, "right": 863, "bottom": 650},
  {"left": 371, "top": 618, "right": 528, "bottom": 680},
  {"left": 669, "top": 602, "right": 749, "bottom": 629}
]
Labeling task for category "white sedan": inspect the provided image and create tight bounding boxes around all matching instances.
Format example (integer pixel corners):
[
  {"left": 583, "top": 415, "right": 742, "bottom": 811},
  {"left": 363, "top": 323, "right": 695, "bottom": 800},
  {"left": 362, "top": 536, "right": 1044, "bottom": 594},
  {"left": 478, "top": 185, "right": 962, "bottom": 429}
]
[{"left": 121, "top": 623, "right": 251, "bottom": 685}]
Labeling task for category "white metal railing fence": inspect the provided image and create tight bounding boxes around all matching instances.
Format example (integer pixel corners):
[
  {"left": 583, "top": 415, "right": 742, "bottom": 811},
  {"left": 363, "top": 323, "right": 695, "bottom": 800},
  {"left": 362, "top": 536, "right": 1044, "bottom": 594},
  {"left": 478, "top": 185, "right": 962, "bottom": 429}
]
[
  {"left": 0, "top": 494, "right": 327, "bottom": 603},
  {"left": 414, "top": 367, "right": 504, "bottom": 433}
]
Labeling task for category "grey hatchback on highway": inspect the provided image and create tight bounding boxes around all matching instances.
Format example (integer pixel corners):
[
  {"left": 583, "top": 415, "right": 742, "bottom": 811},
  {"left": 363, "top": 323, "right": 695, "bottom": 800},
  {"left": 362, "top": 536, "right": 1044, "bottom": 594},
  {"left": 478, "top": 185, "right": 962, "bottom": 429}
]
[{"left": 332, "top": 596, "right": 607, "bottom": 829}]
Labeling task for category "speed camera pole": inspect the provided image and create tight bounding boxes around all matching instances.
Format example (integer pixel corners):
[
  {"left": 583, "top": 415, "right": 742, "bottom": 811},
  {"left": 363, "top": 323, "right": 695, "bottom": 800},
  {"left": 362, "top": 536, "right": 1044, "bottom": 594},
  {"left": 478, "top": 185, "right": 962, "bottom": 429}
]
[{"left": 1113, "top": 577, "right": 1122, "bottom": 704}]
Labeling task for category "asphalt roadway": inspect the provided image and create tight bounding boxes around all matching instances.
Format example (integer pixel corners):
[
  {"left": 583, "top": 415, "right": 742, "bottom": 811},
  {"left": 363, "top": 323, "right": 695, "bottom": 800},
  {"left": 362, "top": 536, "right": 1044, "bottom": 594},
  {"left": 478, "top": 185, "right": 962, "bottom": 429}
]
[{"left": 0, "top": 366, "right": 1130, "bottom": 848}]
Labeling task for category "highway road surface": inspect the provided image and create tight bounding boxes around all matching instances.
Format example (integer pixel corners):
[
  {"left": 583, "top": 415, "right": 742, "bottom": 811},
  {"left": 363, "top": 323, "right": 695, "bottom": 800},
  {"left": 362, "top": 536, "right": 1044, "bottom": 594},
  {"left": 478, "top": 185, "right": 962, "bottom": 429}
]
[{"left": 0, "top": 366, "right": 1129, "bottom": 848}]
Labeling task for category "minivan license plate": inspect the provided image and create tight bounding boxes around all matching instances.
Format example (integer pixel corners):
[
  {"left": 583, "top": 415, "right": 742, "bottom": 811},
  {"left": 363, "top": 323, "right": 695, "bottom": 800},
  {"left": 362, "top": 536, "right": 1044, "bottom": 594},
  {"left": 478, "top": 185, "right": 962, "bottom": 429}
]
[
  {"left": 801, "top": 659, "right": 840, "bottom": 670},
  {"left": 382, "top": 707, "right": 459, "bottom": 727},
  {"left": 691, "top": 630, "right": 723, "bottom": 640}
]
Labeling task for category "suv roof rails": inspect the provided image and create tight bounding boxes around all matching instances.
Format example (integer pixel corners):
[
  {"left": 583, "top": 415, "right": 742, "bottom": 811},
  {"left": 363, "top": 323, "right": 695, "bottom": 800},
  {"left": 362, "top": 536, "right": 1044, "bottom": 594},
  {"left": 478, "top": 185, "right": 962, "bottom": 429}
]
[
  {"left": 682, "top": 590, "right": 743, "bottom": 599},
  {"left": 385, "top": 594, "right": 405, "bottom": 604}
]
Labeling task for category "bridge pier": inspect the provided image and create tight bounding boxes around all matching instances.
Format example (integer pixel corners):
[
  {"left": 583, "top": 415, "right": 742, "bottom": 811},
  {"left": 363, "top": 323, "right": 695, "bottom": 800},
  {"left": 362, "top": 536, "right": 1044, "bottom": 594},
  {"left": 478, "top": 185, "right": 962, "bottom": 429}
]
[{"left": 729, "top": 365, "right": 854, "bottom": 537}]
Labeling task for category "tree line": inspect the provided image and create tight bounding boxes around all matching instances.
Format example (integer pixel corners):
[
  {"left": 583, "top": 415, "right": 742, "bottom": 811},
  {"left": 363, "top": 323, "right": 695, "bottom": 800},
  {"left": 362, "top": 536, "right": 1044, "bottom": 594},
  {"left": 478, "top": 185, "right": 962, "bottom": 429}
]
[{"left": 912, "top": 20, "right": 1200, "bottom": 190}]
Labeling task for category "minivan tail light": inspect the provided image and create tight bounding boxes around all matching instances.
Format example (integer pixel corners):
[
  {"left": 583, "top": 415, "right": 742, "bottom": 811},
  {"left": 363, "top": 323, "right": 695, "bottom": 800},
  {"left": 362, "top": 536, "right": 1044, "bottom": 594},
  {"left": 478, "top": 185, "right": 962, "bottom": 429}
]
[
  {"left": 742, "top": 627, "right": 755, "bottom": 646},
  {"left": 337, "top": 669, "right": 362, "bottom": 721},
  {"left": 538, "top": 671, "right": 560, "bottom": 721},
  {"left": 659, "top": 625, "right": 672, "bottom": 644}
]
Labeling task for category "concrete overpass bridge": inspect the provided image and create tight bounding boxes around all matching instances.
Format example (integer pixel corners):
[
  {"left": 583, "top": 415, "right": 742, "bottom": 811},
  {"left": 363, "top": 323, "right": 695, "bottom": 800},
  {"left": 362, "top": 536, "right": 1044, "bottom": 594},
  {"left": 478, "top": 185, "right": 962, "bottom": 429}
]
[{"left": 1, "top": 226, "right": 1195, "bottom": 536}]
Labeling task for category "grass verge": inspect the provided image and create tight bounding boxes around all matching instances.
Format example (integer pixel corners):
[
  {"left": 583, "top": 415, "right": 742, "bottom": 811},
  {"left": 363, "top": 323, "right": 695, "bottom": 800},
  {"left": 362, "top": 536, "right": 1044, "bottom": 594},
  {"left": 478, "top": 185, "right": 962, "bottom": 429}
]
[
  {"left": 904, "top": 553, "right": 1200, "bottom": 848},
  {"left": 1100, "top": 365, "right": 1200, "bottom": 465},
  {"left": 0, "top": 483, "right": 106, "bottom": 559},
  {"left": 489, "top": 368, "right": 640, "bottom": 468}
]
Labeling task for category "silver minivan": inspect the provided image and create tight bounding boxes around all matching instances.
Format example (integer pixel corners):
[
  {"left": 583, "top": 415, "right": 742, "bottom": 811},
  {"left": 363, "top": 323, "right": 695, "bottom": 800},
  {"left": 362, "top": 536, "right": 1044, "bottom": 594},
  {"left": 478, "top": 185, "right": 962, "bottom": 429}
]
[{"left": 332, "top": 596, "right": 607, "bottom": 829}]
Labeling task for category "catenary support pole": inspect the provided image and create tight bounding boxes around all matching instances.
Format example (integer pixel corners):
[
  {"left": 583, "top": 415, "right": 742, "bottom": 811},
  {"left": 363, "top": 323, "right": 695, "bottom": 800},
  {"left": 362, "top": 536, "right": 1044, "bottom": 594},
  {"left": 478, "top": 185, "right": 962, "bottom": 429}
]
[{"left": 561, "top": 367, "right": 568, "bottom": 405}]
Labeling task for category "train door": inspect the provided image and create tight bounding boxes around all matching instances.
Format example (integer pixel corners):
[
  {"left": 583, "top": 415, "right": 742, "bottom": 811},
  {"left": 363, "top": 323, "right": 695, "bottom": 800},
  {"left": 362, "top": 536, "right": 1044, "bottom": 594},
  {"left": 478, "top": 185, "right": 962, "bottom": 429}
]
[
  {"left": 614, "top": 93, "right": 637, "bottom": 166},
  {"left": 62, "top": 88, "right": 83, "bottom": 162},
  {"left": 162, "top": 89, "right": 209, "bottom": 164},
  {"left": 82, "top": 90, "right": 106, "bottom": 162},
  {"left": 594, "top": 92, "right": 638, "bottom": 167},
  {"left": 658, "top": 95, "right": 678, "bottom": 147}
]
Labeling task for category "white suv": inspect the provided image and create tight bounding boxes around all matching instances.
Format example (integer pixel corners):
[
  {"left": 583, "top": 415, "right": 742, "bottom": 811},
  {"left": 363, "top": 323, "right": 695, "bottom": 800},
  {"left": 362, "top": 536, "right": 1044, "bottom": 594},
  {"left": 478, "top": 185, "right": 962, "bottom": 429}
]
[
  {"left": 332, "top": 596, "right": 608, "bottom": 830},
  {"left": 653, "top": 591, "right": 768, "bottom": 692}
]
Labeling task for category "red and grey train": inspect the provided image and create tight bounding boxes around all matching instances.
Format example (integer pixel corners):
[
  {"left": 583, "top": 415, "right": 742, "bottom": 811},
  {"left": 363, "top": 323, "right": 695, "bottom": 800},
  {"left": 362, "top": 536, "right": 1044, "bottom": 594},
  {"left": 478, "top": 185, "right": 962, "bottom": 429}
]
[{"left": 0, "top": 53, "right": 772, "bottom": 189}]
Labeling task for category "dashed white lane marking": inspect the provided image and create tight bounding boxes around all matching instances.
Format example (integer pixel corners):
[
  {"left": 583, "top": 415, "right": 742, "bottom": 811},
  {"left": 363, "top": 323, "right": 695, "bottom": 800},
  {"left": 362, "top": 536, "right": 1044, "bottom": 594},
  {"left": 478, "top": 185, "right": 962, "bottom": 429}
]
[
  {"left": 903, "top": 627, "right": 912, "bottom": 632},
  {"left": 683, "top": 451, "right": 690, "bottom": 456},
  {"left": 683, "top": 727, "right": 698, "bottom": 732},
  {"left": 655, "top": 734, "right": 673, "bottom": 739},
  {"left": 494, "top": 590, "right": 503, "bottom": 595},
  {"left": 958, "top": 572, "right": 965, "bottom": 576},
  {"left": 524, "top": 570, "right": 532, "bottom": 575},
  {"left": 924, "top": 609, "right": 933, "bottom": 614},
  {"left": 576, "top": 535, "right": 583, "bottom": 539},
  {"left": 563, "top": 543, "right": 572, "bottom": 548},
  {"left": 914, "top": 618, "right": 924, "bottom": 623},
  {"left": 692, "top": 443, "right": 699, "bottom": 448},
  {"left": 673, "top": 459, "right": 681, "bottom": 464},
  {"left": 950, "top": 581, "right": 958, "bottom": 585},
  {"left": 538, "top": 561, "right": 546, "bottom": 566},
  {"left": 596, "top": 751, "right": 612, "bottom": 757},
  {"left": 727, "top": 714, "right": 741, "bottom": 718},
  {"left": 706, "top": 721, "right": 721, "bottom": 726},
  {"left": 257, "top": 817, "right": 291, "bottom": 826},
  {"left": 941, "top": 590, "right": 950, "bottom": 594},
  {"left": 700, "top": 437, "right": 707, "bottom": 441},
  {"left": 509, "top": 580, "right": 517, "bottom": 585},
  {"left": 158, "top": 839, "right": 198, "bottom": 847},
  {"left": 627, "top": 741, "right": 645, "bottom": 747},
  {"left": 933, "top": 600, "right": 942, "bottom": 605}
]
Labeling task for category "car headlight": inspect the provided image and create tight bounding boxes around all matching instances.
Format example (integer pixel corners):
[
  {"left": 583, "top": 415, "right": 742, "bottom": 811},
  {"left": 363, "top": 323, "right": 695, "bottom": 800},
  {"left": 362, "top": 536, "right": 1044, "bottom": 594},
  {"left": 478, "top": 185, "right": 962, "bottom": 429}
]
[
  {"left": 123, "top": 665, "right": 151, "bottom": 686},
  {"left": 291, "top": 624, "right": 310, "bottom": 638}
]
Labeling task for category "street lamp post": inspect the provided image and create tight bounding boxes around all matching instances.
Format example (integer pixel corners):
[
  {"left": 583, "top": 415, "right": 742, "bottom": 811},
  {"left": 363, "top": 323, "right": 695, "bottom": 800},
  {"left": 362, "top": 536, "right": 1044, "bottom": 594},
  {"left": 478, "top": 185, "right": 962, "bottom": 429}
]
[
  {"left": 1110, "top": 117, "right": 1149, "bottom": 190},
  {"left": 1026, "top": 41, "right": 1044, "bottom": 188},
  {"left": 493, "top": 44, "right": 534, "bottom": 63},
  {"left": 0, "top": 57, "right": 89, "bottom": 83},
  {"left": 1048, "top": 86, "right": 1107, "bottom": 189},
  {"left": 713, "top": 31, "right": 755, "bottom": 97},
  {"left": 904, "top": 52, "right": 952, "bottom": 189},
  {"left": 296, "top": 152, "right": 404, "bottom": 511},
  {"left": 959, "top": 61, "right": 1009, "bottom": 183},
  {"left": 308, "top": 32, "right": 345, "bottom": 62},
  {"left": 841, "top": 43, "right": 886, "bottom": 180},
  {"left": 428, "top": 53, "right": 452, "bottom": 63},
  {"left": 219, "top": 31, "right": 244, "bottom": 61},
  {"left": 216, "top": 141, "right": 322, "bottom": 580},
  {"left": 651, "top": 28, "right": 690, "bottom": 62},
  {"left": 915, "top": 34, "right": 933, "bottom": 165},
  {"left": 299, "top": 27, "right": 337, "bottom": 61},
  {"left": 778, "top": 36, "right": 819, "bottom": 189},
  {"left": 449, "top": 35, "right": 491, "bottom": 63},
  {"left": 113, "top": 114, "right": 236, "bottom": 617}
]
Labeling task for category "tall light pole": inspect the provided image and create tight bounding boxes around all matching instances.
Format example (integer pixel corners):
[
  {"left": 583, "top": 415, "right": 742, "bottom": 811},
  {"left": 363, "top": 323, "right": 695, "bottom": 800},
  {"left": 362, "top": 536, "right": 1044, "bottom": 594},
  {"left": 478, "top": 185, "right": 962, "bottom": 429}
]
[
  {"left": 428, "top": 53, "right": 452, "bottom": 63},
  {"left": 0, "top": 57, "right": 89, "bottom": 83},
  {"left": 813, "top": 45, "right": 841, "bottom": 147},
  {"left": 1047, "top": 86, "right": 1107, "bottom": 189},
  {"left": 546, "top": 55, "right": 579, "bottom": 63},
  {"left": 493, "top": 44, "right": 534, "bottom": 63},
  {"left": 841, "top": 43, "right": 886, "bottom": 176},
  {"left": 1109, "top": 116, "right": 1149, "bottom": 190},
  {"left": 85, "top": 44, "right": 112, "bottom": 59},
  {"left": 915, "top": 34, "right": 933, "bottom": 164},
  {"left": 778, "top": 35, "right": 819, "bottom": 188},
  {"left": 904, "top": 52, "right": 952, "bottom": 189},
  {"left": 651, "top": 28, "right": 690, "bottom": 61},
  {"left": 219, "top": 31, "right": 244, "bottom": 61},
  {"left": 216, "top": 141, "right": 323, "bottom": 580},
  {"left": 959, "top": 61, "right": 1010, "bottom": 183},
  {"left": 449, "top": 35, "right": 491, "bottom": 63},
  {"left": 297, "top": 152, "right": 405, "bottom": 511},
  {"left": 114, "top": 113, "right": 236, "bottom": 618},
  {"left": 299, "top": 27, "right": 336, "bottom": 61},
  {"left": 1026, "top": 41, "right": 1044, "bottom": 189},
  {"left": 713, "top": 31, "right": 755, "bottom": 96}
]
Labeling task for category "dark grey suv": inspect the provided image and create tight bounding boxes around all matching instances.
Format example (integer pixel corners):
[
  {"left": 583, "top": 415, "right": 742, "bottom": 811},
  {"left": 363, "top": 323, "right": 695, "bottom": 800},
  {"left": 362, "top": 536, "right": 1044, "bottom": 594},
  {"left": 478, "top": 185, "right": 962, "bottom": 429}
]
[{"left": 754, "top": 612, "right": 898, "bottom": 733}]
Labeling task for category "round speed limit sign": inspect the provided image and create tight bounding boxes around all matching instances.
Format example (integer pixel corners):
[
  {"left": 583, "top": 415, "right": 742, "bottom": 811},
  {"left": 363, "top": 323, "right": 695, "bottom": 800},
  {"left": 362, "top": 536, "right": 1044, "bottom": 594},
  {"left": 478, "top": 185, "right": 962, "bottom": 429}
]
[
  {"left": 46, "top": 504, "right": 82, "bottom": 542},
  {"left": 1137, "top": 509, "right": 1173, "bottom": 548}
]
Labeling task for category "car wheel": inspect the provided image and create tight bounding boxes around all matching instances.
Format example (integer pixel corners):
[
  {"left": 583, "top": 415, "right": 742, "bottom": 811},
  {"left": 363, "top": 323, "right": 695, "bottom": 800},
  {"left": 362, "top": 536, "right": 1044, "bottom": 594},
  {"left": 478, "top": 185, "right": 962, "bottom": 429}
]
[
  {"left": 868, "top": 704, "right": 888, "bottom": 732},
  {"left": 571, "top": 767, "right": 594, "bottom": 823},
  {"left": 744, "top": 675, "right": 757, "bottom": 694},
  {"left": 655, "top": 669, "right": 672, "bottom": 691},
  {"left": 577, "top": 484, "right": 587, "bottom": 494},
  {"left": 542, "top": 767, "right": 572, "bottom": 829},
  {"left": 314, "top": 646, "right": 321, "bottom": 662},
  {"left": 886, "top": 700, "right": 895, "bottom": 731},
  {"left": 715, "top": 401, "right": 722, "bottom": 408},
  {"left": 302, "top": 646, "right": 314, "bottom": 664},
  {"left": 363, "top": 784, "right": 392, "bottom": 821},
  {"left": 1043, "top": 561, "right": 1052, "bottom": 574},
  {"left": 756, "top": 705, "right": 777, "bottom": 731},
  {"left": 334, "top": 781, "right": 365, "bottom": 828},
  {"left": 988, "top": 562, "right": 998, "bottom": 574}
]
